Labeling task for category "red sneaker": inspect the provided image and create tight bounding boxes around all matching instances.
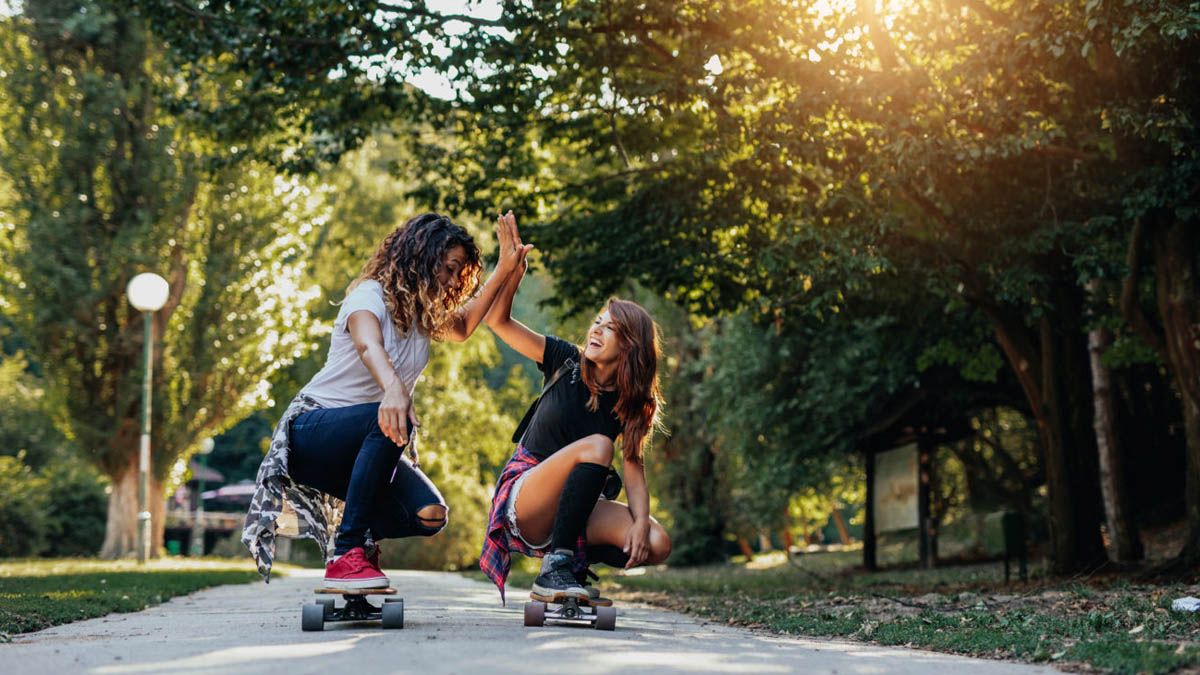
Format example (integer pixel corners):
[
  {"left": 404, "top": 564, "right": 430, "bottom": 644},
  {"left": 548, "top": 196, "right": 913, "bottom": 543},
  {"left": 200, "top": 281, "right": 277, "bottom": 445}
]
[{"left": 324, "top": 547, "right": 389, "bottom": 589}]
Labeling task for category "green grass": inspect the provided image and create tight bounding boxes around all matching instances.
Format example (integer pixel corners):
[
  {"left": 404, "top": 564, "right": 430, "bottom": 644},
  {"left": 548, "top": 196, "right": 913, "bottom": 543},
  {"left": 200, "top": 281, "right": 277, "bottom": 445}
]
[
  {"left": 597, "top": 551, "right": 1200, "bottom": 674},
  {"left": 0, "top": 558, "right": 274, "bottom": 637}
]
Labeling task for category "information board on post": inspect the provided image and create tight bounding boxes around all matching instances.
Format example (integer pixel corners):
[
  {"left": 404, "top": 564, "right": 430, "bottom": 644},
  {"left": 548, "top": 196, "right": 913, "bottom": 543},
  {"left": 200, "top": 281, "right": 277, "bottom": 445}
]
[{"left": 873, "top": 442, "right": 919, "bottom": 534}]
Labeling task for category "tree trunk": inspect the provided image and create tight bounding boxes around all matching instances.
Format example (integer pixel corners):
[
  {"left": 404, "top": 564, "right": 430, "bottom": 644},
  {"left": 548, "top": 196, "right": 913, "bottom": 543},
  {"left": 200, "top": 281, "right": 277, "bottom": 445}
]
[
  {"left": 1087, "top": 281, "right": 1144, "bottom": 562},
  {"left": 99, "top": 462, "right": 139, "bottom": 559},
  {"left": 1152, "top": 216, "right": 1200, "bottom": 563},
  {"left": 757, "top": 532, "right": 773, "bottom": 553},
  {"left": 1038, "top": 303, "right": 1108, "bottom": 574},
  {"left": 985, "top": 290, "right": 1107, "bottom": 574},
  {"left": 831, "top": 507, "right": 852, "bottom": 545},
  {"left": 918, "top": 438, "right": 936, "bottom": 569},
  {"left": 864, "top": 449, "right": 877, "bottom": 570}
]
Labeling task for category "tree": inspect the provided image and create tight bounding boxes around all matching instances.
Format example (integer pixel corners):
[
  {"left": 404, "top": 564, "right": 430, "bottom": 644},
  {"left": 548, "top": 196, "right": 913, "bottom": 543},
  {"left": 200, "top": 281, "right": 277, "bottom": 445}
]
[
  {"left": 147, "top": 0, "right": 1198, "bottom": 571},
  {"left": 0, "top": 2, "right": 326, "bottom": 557}
]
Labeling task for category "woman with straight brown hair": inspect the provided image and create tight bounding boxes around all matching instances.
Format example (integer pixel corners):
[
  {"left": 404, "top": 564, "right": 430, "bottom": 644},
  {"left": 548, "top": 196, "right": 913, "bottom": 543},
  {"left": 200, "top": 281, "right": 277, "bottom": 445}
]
[{"left": 478, "top": 215, "right": 671, "bottom": 604}]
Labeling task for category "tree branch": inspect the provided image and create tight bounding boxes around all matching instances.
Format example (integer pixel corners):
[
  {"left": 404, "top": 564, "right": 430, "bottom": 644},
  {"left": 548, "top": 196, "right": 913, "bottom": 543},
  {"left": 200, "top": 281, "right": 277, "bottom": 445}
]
[
  {"left": 165, "top": 0, "right": 340, "bottom": 47},
  {"left": 958, "top": 0, "right": 1007, "bottom": 25},
  {"left": 536, "top": 167, "right": 656, "bottom": 196},
  {"left": 857, "top": 0, "right": 900, "bottom": 70},
  {"left": 1119, "top": 216, "right": 1170, "bottom": 360},
  {"left": 898, "top": 181, "right": 958, "bottom": 239},
  {"left": 376, "top": 2, "right": 506, "bottom": 27},
  {"left": 604, "top": 0, "right": 633, "bottom": 170}
]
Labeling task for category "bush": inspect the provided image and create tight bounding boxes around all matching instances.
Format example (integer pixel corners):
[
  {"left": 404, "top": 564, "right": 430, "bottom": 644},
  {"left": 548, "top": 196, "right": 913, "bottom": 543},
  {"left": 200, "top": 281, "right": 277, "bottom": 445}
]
[
  {"left": 0, "top": 453, "right": 108, "bottom": 558},
  {"left": 0, "top": 454, "right": 49, "bottom": 556},
  {"left": 0, "top": 352, "right": 69, "bottom": 471},
  {"left": 41, "top": 461, "right": 108, "bottom": 557}
]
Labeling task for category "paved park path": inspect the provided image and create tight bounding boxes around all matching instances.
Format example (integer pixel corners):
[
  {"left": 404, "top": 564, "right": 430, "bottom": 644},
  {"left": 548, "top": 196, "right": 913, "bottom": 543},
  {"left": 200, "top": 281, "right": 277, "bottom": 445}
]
[{"left": 9, "top": 568, "right": 1061, "bottom": 674}]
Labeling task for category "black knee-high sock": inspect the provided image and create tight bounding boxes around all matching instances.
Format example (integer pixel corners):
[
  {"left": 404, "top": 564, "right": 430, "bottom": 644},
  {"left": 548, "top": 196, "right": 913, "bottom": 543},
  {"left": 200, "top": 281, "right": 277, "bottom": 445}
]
[
  {"left": 587, "top": 544, "right": 631, "bottom": 569},
  {"left": 550, "top": 462, "right": 609, "bottom": 552}
]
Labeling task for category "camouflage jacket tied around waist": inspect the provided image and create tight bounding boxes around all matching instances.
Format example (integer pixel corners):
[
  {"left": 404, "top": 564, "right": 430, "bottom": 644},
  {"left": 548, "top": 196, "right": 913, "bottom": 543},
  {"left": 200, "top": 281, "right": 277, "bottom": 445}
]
[{"left": 241, "top": 393, "right": 342, "bottom": 581}]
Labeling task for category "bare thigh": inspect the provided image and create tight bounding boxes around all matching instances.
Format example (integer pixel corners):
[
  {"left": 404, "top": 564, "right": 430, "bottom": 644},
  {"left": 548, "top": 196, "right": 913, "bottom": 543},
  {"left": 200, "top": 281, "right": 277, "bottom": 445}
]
[{"left": 512, "top": 435, "right": 613, "bottom": 545}]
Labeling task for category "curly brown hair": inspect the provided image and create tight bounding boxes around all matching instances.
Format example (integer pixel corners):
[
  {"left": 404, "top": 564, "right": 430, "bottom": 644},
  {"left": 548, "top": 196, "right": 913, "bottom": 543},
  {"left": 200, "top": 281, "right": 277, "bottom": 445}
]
[{"left": 347, "top": 213, "right": 482, "bottom": 340}]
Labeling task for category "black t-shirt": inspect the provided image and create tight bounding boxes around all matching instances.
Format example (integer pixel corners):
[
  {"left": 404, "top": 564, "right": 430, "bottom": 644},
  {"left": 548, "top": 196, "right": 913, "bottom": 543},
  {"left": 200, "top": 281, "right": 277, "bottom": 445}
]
[{"left": 522, "top": 335, "right": 622, "bottom": 461}]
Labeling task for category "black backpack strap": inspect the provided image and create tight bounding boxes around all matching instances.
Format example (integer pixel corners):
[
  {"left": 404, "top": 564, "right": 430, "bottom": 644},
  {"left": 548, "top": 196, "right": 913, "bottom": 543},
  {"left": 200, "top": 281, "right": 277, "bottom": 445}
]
[{"left": 511, "top": 358, "right": 575, "bottom": 445}]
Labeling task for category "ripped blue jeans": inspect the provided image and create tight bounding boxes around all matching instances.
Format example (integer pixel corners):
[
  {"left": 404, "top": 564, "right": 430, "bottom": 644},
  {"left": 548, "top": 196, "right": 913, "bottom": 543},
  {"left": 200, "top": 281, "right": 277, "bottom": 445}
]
[{"left": 289, "top": 402, "right": 447, "bottom": 556}]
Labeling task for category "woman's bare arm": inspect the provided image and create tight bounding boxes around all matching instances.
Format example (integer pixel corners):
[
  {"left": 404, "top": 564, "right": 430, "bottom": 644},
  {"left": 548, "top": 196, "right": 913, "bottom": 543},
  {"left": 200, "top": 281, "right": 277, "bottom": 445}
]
[
  {"left": 483, "top": 217, "right": 545, "bottom": 362},
  {"left": 348, "top": 309, "right": 418, "bottom": 447},
  {"left": 621, "top": 457, "right": 653, "bottom": 567}
]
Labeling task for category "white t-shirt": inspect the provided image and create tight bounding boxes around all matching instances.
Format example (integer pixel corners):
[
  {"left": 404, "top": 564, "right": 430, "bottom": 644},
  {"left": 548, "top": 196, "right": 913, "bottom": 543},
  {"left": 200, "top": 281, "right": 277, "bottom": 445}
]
[{"left": 299, "top": 280, "right": 431, "bottom": 408}]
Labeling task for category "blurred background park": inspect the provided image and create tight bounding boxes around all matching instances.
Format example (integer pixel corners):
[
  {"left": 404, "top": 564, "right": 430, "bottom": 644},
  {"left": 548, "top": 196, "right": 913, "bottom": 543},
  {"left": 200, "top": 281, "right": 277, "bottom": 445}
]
[{"left": 0, "top": 2, "right": 1198, "bottom": 663}]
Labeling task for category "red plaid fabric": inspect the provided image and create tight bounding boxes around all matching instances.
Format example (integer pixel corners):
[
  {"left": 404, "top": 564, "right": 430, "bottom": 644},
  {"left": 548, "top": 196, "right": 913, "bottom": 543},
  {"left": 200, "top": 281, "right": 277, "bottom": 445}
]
[{"left": 480, "top": 445, "right": 587, "bottom": 605}]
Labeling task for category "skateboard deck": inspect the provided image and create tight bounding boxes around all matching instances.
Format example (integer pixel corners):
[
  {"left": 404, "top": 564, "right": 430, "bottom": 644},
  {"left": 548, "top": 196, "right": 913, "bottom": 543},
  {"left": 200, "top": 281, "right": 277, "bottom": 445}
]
[
  {"left": 524, "top": 596, "right": 616, "bottom": 630},
  {"left": 302, "top": 587, "right": 403, "bottom": 631},
  {"left": 314, "top": 586, "right": 397, "bottom": 595}
]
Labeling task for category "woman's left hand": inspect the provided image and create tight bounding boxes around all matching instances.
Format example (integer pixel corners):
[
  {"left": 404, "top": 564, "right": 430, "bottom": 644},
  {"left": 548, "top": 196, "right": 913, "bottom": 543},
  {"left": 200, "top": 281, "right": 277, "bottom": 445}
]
[{"left": 623, "top": 518, "right": 652, "bottom": 569}]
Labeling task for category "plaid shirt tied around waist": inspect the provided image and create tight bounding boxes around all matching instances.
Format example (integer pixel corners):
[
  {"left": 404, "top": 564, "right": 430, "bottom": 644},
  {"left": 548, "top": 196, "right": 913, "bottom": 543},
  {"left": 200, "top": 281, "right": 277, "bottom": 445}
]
[{"left": 480, "top": 445, "right": 587, "bottom": 605}]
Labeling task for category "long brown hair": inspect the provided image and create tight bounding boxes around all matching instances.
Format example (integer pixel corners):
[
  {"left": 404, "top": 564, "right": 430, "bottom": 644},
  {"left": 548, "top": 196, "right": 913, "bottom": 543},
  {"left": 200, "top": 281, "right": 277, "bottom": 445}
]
[
  {"left": 579, "top": 298, "right": 664, "bottom": 463},
  {"left": 347, "top": 213, "right": 482, "bottom": 340}
]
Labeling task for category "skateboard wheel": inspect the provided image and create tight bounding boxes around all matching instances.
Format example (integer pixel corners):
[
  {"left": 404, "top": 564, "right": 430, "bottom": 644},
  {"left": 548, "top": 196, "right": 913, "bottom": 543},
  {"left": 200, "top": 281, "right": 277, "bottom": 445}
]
[
  {"left": 302, "top": 603, "right": 325, "bottom": 631},
  {"left": 384, "top": 597, "right": 404, "bottom": 604},
  {"left": 317, "top": 598, "right": 336, "bottom": 617},
  {"left": 594, "top": 606, "right": 616, "bottom": 631},
  {"left": 381, "top": 600, "right": 404, "bottom": 629},
  {"left": 524, "top": 601, "right": 546, "bottom": 627}
]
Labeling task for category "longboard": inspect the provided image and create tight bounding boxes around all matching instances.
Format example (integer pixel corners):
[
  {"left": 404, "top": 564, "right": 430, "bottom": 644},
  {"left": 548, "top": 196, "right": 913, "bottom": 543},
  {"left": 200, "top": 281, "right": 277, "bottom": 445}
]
[
  {"left": 302, "top": 587, "right": 403, "bottom": 631},
  {"left": 524, "top": 596, "right": 616, "bottom": 630}
]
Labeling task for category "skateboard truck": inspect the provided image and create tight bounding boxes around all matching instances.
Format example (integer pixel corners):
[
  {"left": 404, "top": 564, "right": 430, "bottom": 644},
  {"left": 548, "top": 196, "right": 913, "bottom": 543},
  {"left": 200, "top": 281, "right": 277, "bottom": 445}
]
[
  {"left": 524, "top": 597, "right": 616, "bottom": 630},
  {"left": 302, "top": 587, "right": 404, "bottom": 631}
]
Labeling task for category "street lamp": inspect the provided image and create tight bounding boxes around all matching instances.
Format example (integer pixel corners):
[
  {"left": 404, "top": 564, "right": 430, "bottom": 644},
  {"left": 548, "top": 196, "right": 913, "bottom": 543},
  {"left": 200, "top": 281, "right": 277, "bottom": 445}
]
[
  {"left": 126, "top": 272, "right": 169, "bottom": 564},
  {"left": 191, "top": 437, "right": 215, "bottom": 557}
]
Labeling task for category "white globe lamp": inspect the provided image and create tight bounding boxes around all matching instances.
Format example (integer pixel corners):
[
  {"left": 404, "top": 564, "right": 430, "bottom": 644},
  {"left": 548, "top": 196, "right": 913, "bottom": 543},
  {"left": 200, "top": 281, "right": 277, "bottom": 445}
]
[{"left": 126, "top": 273, "right": 169, "bottom": 312}]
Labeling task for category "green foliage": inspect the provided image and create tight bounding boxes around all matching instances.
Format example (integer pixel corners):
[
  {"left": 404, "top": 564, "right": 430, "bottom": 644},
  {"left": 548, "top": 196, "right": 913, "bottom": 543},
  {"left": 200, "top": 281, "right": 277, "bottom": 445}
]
[
  {"left": 0, "top": 352, "right": 107, "bottom": 557},
  {"left": 40, "top": 461, "right": 109, "bottom": 557},
  {"left": 0, "top": 455, "right": 48, "bottom": 557},
  {"left": 0, "top": 3, "right": 329, "bottom": 558},
  {"left": 113, "top": 0, "right": 1200, "bottom": 569},
  {"left": 0, "top": 452, "right": 108, "bottom": 558},
  {"left": 0, "top": 351, "right": 68, "bottom": 470}
]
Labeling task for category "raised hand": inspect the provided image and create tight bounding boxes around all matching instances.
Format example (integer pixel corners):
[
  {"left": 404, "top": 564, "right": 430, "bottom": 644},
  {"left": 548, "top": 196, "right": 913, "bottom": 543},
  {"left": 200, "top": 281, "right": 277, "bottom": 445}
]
[
  {"left": 495, "top": 210, "right": 533, "bottom": 279},
  {"left": 494, "top": 210, "right": 519, "bottom": 274}
]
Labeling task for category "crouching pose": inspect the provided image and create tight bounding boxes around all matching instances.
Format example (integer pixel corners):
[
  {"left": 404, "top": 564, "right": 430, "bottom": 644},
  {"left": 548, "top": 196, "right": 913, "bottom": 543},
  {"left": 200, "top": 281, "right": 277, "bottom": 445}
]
[
  {"left": 244, "top": 212, "right": 524, "bottom": 588},
  {"left": 479, "top": 216, "right": 671, "bottom": 604}
]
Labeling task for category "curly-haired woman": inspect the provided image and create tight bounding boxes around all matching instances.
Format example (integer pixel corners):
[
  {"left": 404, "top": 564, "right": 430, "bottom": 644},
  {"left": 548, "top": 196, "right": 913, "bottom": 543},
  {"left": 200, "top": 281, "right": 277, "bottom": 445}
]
[
  {"left": 244, "top": 212, "right": 527, "bottom": 588},
  {"left": 478, "top": 215, "right": 671, "bottom": 604}
]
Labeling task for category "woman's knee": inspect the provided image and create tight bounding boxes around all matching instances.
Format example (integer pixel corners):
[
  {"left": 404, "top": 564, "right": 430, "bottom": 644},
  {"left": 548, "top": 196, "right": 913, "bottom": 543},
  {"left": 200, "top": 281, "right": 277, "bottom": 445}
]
[
  {"left": 415, "top": 503, "right": 448, "bottom": 536},
  {"left": 573, "top": 434, "right": 614, "bottom": 466},
  {"left": 648, "top": 523, "right": 671, "bottom": 564}
]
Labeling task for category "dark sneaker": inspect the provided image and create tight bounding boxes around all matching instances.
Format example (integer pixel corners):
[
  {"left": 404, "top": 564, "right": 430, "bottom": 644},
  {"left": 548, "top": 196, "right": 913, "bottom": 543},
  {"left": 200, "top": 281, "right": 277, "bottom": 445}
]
[
  {"left": 531, "top": 550, "right": 587, "bottom": 602},
  {"left": 324, "top": 547, "right": 389, "bottom": 589}
]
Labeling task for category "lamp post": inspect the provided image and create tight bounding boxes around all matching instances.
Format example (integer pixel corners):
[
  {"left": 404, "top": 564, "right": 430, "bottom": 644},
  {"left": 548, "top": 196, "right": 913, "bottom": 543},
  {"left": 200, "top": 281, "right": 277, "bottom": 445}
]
[
  {"left": 191, "top": 437, "right": 215, "bottom": 557},
  {"left": 126, "top": 272, "right": 169, "bottom": 564}
]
